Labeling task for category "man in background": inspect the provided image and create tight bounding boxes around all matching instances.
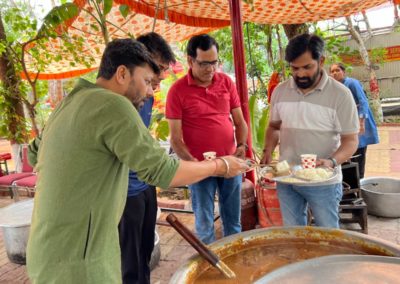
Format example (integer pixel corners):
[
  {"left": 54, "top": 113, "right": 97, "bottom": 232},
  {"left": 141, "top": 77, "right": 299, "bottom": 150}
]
[
  {"left": 330, "top": 62, "right": 379, "bottom": 178},
  {"left": 118, "top": 32, "right": 175, "bottom": 284},
  {"left": 166, "top": 34, "right": 248, "bottom": 244}
]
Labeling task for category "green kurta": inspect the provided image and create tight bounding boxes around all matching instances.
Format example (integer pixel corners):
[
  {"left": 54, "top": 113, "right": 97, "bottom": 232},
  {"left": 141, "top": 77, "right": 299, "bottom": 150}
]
[{"left": 27, "top": 79, "right": 179, "bottom": 283}]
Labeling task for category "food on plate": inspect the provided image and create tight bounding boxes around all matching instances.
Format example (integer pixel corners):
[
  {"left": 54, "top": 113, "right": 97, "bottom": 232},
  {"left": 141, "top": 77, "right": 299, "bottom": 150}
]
[
  {"left": 294, "top": 167, "right": 333, "bottom": 181},
  {"left": 274, "top": 160, "right": 291, "bottom": 176},
  {"left": 260, "top": 166, "right": 275, "bottom": 179},
  {"left": 260, "top": 160, "right": 291, "bottom": 178},
  {"left": 280, "top": 177, "right": 305, "bottom": 183}
]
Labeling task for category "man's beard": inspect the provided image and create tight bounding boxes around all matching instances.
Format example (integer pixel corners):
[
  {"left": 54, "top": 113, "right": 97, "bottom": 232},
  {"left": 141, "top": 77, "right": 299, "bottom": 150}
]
[
  {"left": 126, "top": 92, "right": 146, "bottom": 111},
  {"left": 125, "top": 84, "right": 144, "bottom": 110},
  {"left": 294, "top": 67, "right": 321, "bottom": 89}
]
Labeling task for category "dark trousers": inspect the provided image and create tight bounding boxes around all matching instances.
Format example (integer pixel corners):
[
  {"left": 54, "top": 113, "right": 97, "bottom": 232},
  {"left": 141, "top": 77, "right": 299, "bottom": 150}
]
[
  {"left": 118, "top": 186, "right": 157, "bottom": 284},
  {"left": 352, "top": 147, "right": 367, "bottom": 179}
]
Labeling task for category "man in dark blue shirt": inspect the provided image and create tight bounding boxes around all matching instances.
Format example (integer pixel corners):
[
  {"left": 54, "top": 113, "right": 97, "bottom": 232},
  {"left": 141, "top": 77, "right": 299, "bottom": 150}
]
[{"left": 118, "top": 32, "right": 175, "bottom": 284}]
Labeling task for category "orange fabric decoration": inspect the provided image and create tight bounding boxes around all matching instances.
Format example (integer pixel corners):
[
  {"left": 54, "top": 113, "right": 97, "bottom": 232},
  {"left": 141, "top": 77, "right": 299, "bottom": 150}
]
[
  {"left": 22, "top": 0, "right": 388, "bottom": 80},
  {"left": 267, "top": 72, "right": 281, "bottom": 103}
]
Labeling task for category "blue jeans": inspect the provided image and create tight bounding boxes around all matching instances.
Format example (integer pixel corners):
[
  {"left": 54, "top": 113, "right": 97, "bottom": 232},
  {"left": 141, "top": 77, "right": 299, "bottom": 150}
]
[
  {"left": 189, "top": 175, "right": 242, "bottom": 244},
  {"left": 276, "top": 183, "right": 343, "bottom": 228}
]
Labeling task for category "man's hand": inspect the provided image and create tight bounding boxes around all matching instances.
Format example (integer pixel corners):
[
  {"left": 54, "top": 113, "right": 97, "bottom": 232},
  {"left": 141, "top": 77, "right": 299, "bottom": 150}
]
[
  {"left": 260, "top": 150, "right": 272, "bottom": 165},
  {"left": 316, "top": 158, "right": 335, "bottom": 168},
  {"left": 359, "top": 118, "right": 365, "bottom": 135},
  {"left": 234, "top": 145, "right": 246, "bottom": 159},
  {"left": 359, "top": 125, "right": 365, "bottom": 135},
  {"left": 215, "top": 155, "right": 249, "bottom": 178}
]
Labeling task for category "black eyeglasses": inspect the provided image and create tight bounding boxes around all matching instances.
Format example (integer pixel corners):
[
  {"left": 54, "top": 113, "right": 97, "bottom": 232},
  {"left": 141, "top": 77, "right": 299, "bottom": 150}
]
[{"left": 193, "top": 58, "right": 220, "bottom": 69}]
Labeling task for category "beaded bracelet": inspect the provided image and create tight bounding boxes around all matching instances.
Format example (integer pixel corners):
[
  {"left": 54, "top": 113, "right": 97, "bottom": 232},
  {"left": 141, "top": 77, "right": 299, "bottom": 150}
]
[{"left": 217, "top": 157, "right": 230, "bottom": 177}]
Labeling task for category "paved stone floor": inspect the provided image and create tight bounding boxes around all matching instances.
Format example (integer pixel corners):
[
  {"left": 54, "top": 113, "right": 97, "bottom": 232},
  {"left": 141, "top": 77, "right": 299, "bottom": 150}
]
[{"left": 0, "top": 125, "right": 400, "bottom": 283}]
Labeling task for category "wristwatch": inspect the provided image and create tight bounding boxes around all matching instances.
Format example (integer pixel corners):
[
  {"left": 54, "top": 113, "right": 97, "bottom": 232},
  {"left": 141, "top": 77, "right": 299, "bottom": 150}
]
[
  {"left": 328, "top": 157, "right": 338, "bottom": 168},
  {"left": 237, "top": 143, "right": 248, "bottom": 150}
]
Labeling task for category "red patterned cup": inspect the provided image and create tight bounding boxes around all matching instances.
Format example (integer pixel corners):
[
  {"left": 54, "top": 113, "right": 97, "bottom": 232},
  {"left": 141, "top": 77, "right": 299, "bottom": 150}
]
[{"left": 300, "top": 154, "right": 317, "bottom": 169}]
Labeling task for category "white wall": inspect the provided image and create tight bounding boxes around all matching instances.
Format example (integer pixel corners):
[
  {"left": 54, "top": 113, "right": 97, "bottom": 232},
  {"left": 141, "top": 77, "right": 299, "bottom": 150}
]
[{"left": 338, "top": 29, "right": 400, "bottom": 99}]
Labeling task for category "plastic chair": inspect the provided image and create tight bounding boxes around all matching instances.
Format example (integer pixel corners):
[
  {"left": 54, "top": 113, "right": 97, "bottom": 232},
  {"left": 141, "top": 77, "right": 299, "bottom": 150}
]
[
  {"left": 0, "top": 153, "right": 12, "bottom": 176},
  {"left": 0, "top": 145, "right": 35, "bottom": 200},
  {"left": 13, "top": 174, "right": 37, "bottom": 199}
]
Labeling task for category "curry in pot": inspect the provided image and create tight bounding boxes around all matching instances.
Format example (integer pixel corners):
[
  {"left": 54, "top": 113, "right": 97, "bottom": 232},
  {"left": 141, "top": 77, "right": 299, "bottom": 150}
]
[{"left": 191, "top": 239, "right": 392, "bottom": 284}]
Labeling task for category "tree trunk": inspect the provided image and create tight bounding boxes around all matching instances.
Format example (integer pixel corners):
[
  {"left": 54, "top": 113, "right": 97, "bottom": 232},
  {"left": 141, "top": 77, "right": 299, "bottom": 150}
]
[
  {"left": 346, "top": 16, "right": 383, "bottom": 123},
  {"left": 361, "top": 11, "right": 372, "bottom": 39},
  {"left": 0, "top": 12, "right": 28, "bottom": 143},
  {"left": 23, "top": 81, "right": 40, "bottom": 137},
  {"left": 263, "top": 24, "right": 274, "bottom": 64},
  {"left": 282, "top": 24, "right": 309, "bottom": 40},
  {"left": 25, "top": 100, "right": 39, "bottom": 137},
  {"left": 276, "top": 25, "right": 286, "bottom": 79}
]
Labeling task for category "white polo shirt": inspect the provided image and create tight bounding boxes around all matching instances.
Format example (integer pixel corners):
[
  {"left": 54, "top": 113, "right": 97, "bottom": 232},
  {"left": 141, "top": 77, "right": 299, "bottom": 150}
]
[{"left": 270, "top": 69, "right": 359, "bottom": 184}]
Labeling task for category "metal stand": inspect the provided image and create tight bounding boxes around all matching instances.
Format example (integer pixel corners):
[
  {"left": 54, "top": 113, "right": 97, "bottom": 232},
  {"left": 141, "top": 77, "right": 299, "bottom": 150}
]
[{"left": 339, "top": 162, "right": 368, "bottom": 234}]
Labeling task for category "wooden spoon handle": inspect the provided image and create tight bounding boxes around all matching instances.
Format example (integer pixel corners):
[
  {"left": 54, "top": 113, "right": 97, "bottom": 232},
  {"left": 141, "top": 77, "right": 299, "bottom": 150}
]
[{"left": 166, "top": 213, "right": 219, "bottom": 265}]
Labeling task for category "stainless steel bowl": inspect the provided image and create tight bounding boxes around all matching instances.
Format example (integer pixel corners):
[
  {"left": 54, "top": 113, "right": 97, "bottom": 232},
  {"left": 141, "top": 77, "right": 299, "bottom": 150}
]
[
  {"left": 255, "top": 255, "right": 400, "bottom": 284},
  {"left": 0, "top": 199, "right": 34, "bottom": 264},
  {"left": 361, "top": 177, "right": 400, "bottom": 218}
]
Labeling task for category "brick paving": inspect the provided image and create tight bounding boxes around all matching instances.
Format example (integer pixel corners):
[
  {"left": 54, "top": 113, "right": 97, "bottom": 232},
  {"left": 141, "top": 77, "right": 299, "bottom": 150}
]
[
  {"left": 0, "top": 125, "right": 400, "bottom": 283},
  {"left": 366, "top": 126, "right": 400, "bottom": 178}
]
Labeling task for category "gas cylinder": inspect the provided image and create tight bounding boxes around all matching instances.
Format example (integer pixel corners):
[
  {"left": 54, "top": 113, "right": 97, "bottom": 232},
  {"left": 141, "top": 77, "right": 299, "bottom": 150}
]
[
  {"left": 257, "top": 181, "right": 283, "bottom": 227},
  {"left": 241, "top": 178, "right": 257, "bottom": 231}
]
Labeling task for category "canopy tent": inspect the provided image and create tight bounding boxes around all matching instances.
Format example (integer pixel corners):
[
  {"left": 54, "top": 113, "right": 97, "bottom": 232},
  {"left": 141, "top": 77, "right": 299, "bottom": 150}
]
[
  {"left": 24, "top": 0, "right": 389, "bottom": 80},
  {"left": 24, "top": 0, "right": 392, "bottom": 182}
]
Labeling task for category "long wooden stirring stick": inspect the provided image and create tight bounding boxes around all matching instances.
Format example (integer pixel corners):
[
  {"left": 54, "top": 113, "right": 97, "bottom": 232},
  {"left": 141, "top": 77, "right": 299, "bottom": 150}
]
[{"left": 166, "top": 213, "right": 236, "bottom": 279}]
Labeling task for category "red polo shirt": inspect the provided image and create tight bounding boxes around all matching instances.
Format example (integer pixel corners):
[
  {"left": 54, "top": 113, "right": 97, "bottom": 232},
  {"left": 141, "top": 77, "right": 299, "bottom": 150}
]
[{"left": 166, "top": 70, "right": 241, "bottom": 161}]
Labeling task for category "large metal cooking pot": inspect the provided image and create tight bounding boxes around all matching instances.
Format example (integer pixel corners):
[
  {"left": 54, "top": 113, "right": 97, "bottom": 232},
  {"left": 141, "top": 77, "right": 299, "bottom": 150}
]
[
  {"left": 255, "top": 255, "right": 400, "bottom": 284},
  {"left": 149, "top": 230, "right": 161, "bottom": 270},
  {"left": 170, "top": 227, "right": 400, "bottom": 284},
  {"left": 0, "top": 199, "right": 33, "bottom": 264},
  {"left": 0, "top": 200, "right": 163, "bottom": 266},
  {"left": 361, "top": 177, "right": 400, "bottom": 217},
  {"left": 360, "top": 177, "right": 400, "bottom": 218}
]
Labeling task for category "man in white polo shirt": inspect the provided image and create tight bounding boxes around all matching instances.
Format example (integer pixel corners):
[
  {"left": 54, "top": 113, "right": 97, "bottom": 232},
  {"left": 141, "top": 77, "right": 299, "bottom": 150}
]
[{"left": 261, "top": 33, "right": 359, "bottom": 228}]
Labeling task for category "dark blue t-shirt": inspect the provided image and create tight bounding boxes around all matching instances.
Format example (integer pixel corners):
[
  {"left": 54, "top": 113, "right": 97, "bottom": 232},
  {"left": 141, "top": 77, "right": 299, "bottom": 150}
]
[{"left": 127, "top": 97, "right": 154, "bottom": 196}]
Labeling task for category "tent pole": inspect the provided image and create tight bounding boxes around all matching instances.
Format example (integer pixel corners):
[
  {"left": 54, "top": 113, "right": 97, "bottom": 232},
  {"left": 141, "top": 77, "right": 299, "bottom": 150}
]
[{"left": 228, "top": 0, "right": 255, "bottom": 183}]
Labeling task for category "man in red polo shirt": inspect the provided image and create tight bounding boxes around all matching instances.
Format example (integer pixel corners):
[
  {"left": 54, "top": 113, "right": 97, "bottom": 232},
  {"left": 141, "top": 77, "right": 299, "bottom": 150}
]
[{"left": 166, "top": 34, "right": 248, "bottom": 244}]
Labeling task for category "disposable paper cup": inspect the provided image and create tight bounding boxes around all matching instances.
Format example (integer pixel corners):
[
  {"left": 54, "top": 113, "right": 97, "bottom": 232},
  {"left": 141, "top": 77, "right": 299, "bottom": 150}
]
[
  {"left": 301, "top": 154, "right": 317, "bottom": 169},
  {"left": 203, "top": 151, "right": 217, "bottom": 161}
]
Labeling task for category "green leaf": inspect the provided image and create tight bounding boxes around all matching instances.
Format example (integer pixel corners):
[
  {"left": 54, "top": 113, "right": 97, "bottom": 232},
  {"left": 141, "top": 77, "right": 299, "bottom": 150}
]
[
  {"left": 0, "top": 42, "right": 6, "bottom": 55},
  {"left": 104, "top": 0, "right": 113, "bottom": 15},
  {"left": 248, "top": 95, "right": 270, "bottom": 155},
  {"left": 119, "top": 5, "right": 130, "bottom": 18},
  {"left": 155, "top": 120, "right": 170, "bottom": 141},
  {"left": 38, "top": 3, "right": 79, "bottom": 36},
  {"left": 256, "top": 108, "right": 269, "bottom": 150}
]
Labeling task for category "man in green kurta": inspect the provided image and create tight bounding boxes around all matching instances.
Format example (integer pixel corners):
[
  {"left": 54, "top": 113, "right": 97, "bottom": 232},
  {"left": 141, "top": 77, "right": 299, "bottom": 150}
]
[{"left": 27, "top": 39, "right": 249, "bottom": 283}]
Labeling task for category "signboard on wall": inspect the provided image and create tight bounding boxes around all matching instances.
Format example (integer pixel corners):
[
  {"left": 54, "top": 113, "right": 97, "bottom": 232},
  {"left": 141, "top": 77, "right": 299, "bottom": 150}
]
[{"left": 341, "top": 45, "right": 400, "bottom": 65}]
